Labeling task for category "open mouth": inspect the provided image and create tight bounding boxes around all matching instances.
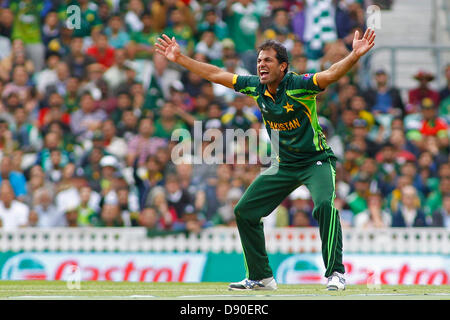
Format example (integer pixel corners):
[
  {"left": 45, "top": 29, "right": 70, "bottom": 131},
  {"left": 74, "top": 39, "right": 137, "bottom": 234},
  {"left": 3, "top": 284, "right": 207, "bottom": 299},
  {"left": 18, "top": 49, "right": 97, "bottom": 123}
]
[{"left": 259, "top": 70, "right": 269, "bottom": 79}]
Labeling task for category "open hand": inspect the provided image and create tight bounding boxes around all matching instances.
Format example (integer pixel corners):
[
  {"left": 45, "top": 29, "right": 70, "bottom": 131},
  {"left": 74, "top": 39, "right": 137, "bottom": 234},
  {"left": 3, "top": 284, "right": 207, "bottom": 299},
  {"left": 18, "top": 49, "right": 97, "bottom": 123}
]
[
  {"left": 352, "top": 28, "right": 376, "bottom": 58},
  {"left": 155, "top": 34, "right": 181, "bottom": 62}
]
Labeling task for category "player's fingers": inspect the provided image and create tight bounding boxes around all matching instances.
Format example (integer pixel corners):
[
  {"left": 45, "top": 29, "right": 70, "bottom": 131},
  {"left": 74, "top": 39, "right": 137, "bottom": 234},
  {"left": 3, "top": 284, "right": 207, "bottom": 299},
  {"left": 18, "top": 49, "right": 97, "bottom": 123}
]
[
  {"left": 163, "top": 34, "right": 173, "bottom": 44},
  {"left": 154, "top": 43, "right": 166, "bottom": 52},
  {"left": 368, "top": 32, "right": 376, "bottom": 44},
  {"left": 363, "top": 27, "right": 371, "bottom": 39},
  {"left": 157, "top": 37, "right": 169, "bottom": 48},
  {"left": 354, "top": 30, "right": 360, "bottom": 41}
]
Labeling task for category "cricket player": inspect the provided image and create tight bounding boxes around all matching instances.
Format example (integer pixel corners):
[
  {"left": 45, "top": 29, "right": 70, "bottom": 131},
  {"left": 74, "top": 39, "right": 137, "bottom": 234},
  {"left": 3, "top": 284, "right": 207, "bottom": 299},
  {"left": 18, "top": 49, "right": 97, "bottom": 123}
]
[{"left": 156, "top": 28, "right": 376, "bottom": 291}]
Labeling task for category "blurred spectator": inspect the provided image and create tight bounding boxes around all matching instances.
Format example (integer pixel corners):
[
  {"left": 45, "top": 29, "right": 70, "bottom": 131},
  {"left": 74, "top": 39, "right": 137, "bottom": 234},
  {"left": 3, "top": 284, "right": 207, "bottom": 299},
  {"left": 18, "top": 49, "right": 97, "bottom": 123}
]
[
  {"left": 86, "top": 32, "right": 115, "bottom": 68},
  {"left": 151, "top": 0, "right": 196, "bottom": 33},
  {"left": 288, "top": 185, "right": 315, "bottom": 227},
  {"left": 70, "top": 92, "right": 107, "bottom": 141},
  {"left": 0, "top": 8, "right": 13, "bottom": 38},
  {"left": 165, "top": 173, "right": 193, "bottom": 220},
  {"left": 35, "top": 51, "right": 61, "bottom": 96},
  {"left": 124, "top": 0, "right": 145, "bottom": 32},
  {"left": 147, "top": 186, "right": 177, "bottom": 230},
  {"left": 0, "top": 39, "right": 34, "bottom": 82},
  {"left": 98, "top": 155, "right": 121, "bottom": 197},
  {"left": 213, "top": 187, "right": 242, "bottom": 226},
  {"left": 195, "top": 30, "right": 223, "bottom": 66},
  {"left": 148, "top": 52, "right": 181, "bottom": 100},
  {"left": 138, "top": 205, "right": 165, "bottom": 232},
  {"left": 431, "top": 193, "right": 450, "bottom": 228},
  {"left": 221, "top": 94, "right": 258, "bottom": 131},
  {"left": 116, "top": 108, "right": 139, "bottom": 141},
  {"left": 407, "top": 98, "right": 449, "bottom": 156},
  {"left": 212, "top": 52, "right": 250, "bottom": 103},
  {"left": 351, "top": 118, "right": 379, "bottom": 158},
  {"left": 179, "top": 203, "right": 203, "bottom": 233},
  {"left": 163, "top": 7, "right": 195, "bottom": 56},
  {"left": 96, "top": 203, "right": 123, "bottom": 227},
  {"left": 55, "top": 174, "right": 100, "bottom": 218},
  {"left": 11, "top": 106, "right": 42, "bottom": 152},
  {"left": 438, "top": 64, "right": 450, "bottom": 123},
  {"left": 105, "top": 14, "right": 130, "bottom": 49},
  {"left": 197, "top": 5, "right": 229, "bottom": 41},
  {"left": 100, "top": 119, "right": 127, "bottom": 161},
  {"left": 10, "top": 0, "right": 45, "bottom": 71},
  {"left": 153, "top": 101, "right": 189, "bottom": 140},
  {"left": 0, "top": 180, "right": 29, "bottom": 230},
  {"left": 65, "top": 36, "right": 95, "bottom": 80},
  {"left": 408, "top": 71, "right": 440, "bottom": 112},
  {"left": 425, "top": 167, "right": 450, "bottom": 217},
  {"left": 128, "top": 10, "right": 157, "bottom": 60},
  {"left": 225, "top": 0, "right": 260, "bottom": 74},
  {"left": 64, "top": 204, "right": 79, "bottom": 227},
  {"left": 0, "top": 155, "right": 27, "bottom": 200},
  {"left": 76, "top": 184, "right": 99, "bottom": 226},
  {"left": 260, "top": 7, "right": 295, "bottom": 52},
  {"left": 2, "top": 65, "right": 31, "bottom": 103},
  {"left": 391, "top": 185, "right": 428, "bottom": 227},
  {"left": 363, "top": 69, "right": 404, "bottom": 117},
  {"left": 103, "top": 48, "right": 131, "bottom": 91},
  {"left": 41, "top": 11, "right": 61, "bottom": 49},
  {"left": 127, "top": 117, "right": 167, "bottom": 167},
  {"left": 353, "top": 192, "right": 391, "bottom": 228},
  {"left": 346, "top": 172, "right": 371, "bottom": 216},
  {"left": 32, "top": 186, "right": 64, "bottom": 227},
  {"left": 320, "top": 116, "right": 344, "bottom": 160}
]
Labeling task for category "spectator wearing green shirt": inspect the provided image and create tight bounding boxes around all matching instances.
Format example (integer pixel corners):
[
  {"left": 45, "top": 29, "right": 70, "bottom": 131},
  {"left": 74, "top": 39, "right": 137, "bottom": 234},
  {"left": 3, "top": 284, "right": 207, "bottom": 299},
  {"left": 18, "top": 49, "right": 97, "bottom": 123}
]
[
  {"left": 163, "top": 8, "right": 195, "bottom": 57},
  {"left": 225, "top": 0, "right": 261, "bottom": 74},
  {"left": 425, "top": 164, "right": 450, "bottom": 216},
  {"left": 129, "top": 11, "right": 158, "bottom": 60},
  {"left": 10, "top": 0, "right": 45, "bottom": 71},
  {"left": 58, "top": 0, "right": 103, "bottom": 38},
  {"left": 197, "top": 6, "right": 229, "bottom": 41},
  {"left": 76, "top": 185, "right": 99, "bottom": 226},
  {"left": 346, "top": 173, "right": 371, "bottom": 216},
  {"left": 153, "top": 101, "right": 189, "bottom": 141}
]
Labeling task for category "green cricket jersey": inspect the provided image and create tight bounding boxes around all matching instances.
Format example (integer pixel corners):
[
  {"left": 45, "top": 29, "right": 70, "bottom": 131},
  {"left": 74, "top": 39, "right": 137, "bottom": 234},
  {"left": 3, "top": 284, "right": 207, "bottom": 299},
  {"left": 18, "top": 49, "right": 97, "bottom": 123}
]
[{"left": 233, "top": 71, "right": 336, "bottom": 166}]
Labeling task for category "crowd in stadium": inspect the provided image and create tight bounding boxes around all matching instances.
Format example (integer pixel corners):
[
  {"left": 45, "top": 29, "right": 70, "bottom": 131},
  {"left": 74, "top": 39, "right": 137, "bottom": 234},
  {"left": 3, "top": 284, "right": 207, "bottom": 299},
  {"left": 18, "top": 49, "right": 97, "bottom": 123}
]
[{"left": 0, "top": 0, "right": 448, "bottom": 233}]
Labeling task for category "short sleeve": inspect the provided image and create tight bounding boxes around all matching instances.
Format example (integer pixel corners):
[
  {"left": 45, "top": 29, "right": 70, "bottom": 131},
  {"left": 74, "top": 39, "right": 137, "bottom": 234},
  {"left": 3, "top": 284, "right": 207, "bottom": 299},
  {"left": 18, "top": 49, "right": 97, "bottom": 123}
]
[
  {"left": 291, "top": 73, "right": 324, "bottom": 94},
  {"left": 233, "top": 75, "right": 260, "bottom": 97}
]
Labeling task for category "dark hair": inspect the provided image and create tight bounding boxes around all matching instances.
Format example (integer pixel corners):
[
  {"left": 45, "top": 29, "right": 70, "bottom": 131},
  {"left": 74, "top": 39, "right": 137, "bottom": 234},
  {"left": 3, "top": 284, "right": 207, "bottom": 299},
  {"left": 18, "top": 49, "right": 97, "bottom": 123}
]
[{"left": 257, "top": 40, "right": 289, "bottom": 74}]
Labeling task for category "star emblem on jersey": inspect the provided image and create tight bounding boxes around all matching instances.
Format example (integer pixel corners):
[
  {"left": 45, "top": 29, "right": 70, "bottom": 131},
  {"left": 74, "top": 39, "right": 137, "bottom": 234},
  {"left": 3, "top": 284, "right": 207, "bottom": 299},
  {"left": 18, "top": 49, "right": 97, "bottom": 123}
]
[{"left": 283, "top": 103, "right": 294, "bottom": 113}]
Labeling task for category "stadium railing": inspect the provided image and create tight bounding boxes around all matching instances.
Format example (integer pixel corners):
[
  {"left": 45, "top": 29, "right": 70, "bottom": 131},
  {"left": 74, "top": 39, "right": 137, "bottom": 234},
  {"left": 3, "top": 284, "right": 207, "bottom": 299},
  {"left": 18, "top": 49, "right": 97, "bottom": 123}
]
[
  {"left": 0, "top": 227, "right": 448, "bottom": 254},
  {"left": 359, "top": 45, "right": 450, "bottom": 90}
]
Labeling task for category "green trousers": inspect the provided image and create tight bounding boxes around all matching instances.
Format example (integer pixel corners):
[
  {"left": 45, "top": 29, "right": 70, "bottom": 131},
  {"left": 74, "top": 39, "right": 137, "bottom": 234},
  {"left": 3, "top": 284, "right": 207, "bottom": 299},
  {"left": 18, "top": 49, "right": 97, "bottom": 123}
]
[{"left": 234, "top": 157, "right": 345, "bottom": 280}]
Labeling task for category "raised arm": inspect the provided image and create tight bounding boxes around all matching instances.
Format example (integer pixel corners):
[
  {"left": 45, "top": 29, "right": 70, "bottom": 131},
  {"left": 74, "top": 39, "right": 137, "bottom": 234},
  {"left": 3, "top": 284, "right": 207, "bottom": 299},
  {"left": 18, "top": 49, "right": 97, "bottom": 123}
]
[
  {"left": 315, "top": 28, "right": 376, "bottom": 90},
  {"left": 155, "top": 34, "right": 235, "bottom": 89}
]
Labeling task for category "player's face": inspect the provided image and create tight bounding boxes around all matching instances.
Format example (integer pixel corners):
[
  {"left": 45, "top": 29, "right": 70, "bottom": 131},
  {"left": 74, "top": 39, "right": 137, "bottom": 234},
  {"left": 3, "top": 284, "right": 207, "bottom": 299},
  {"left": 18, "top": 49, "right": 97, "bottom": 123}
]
[{"left": 257, "top": 48, "right": 286, "bottom": 84}]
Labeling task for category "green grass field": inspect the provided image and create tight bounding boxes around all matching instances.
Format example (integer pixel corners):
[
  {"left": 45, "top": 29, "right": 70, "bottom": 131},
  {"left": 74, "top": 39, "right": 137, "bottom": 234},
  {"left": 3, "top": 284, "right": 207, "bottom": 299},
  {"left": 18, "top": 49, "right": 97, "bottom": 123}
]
[{"left": 0, "top": 281, "right": 448, "bottom": 300}]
